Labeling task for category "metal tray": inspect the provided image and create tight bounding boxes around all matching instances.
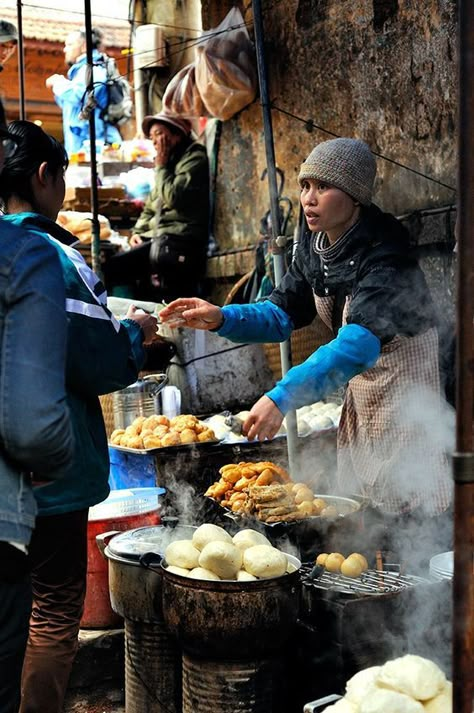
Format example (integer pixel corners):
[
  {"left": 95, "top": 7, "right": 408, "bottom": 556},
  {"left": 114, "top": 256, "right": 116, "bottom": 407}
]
[
  {"left": 209, "top": 493, "right": 361, "bottom": 528},
  {"left": 109, "top": 438, "right": 223, "bottom": 455}
]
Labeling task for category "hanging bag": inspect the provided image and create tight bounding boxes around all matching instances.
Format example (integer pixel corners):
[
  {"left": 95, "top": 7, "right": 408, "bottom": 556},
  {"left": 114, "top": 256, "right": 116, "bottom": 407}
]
[{"left": 194, "top": 7, "right": 257, "bottom": 121}]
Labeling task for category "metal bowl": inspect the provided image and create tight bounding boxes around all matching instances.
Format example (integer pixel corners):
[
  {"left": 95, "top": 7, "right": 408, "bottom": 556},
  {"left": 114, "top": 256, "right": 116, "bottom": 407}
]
[{"left": 161, "top": 553, "right": 301, "bottom": 658}]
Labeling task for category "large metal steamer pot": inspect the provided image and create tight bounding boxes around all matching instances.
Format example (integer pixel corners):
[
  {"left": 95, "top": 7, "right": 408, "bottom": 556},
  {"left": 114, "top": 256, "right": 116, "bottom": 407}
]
[
  {"left": 99, "top": 524, "right": 196, "bottom": 713},
  {"left": 161, "top": 554, "right": 301, "bottom": 659}
]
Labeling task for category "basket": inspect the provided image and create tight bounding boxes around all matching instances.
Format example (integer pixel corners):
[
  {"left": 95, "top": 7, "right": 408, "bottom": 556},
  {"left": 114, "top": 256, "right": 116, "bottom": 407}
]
[
  {"left": 99, "top": 393, "right": 115, "bottom": 438},
  {"left": 223, "top": 273, "right": 333, "bottom": 382},
  {"left": 88, "top": 487, "right": 165, "bottom": 521},
  {"left": 264, "top": 317, "right": 333, "bottom": 381}
]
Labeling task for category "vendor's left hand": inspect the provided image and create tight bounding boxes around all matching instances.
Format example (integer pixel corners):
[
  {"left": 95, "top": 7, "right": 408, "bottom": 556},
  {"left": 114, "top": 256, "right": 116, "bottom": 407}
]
[
  {"left": 125, "top": 305, "right": 158, "bottom": 344},
  {"left": 154, "top": 134, "right": 172, "bottom": 167},
  {"left": 243, "top": 395, "right": 284, "bottom": 442}
]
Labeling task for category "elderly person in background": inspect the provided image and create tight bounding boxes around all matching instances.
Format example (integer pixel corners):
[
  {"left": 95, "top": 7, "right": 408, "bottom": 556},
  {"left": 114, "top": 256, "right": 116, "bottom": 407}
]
[
  {"left": 0, "top": 102, "right": 73, "bottom": 713},
  {"left": 45, "top": 27, "right": 121, "bottom": 156},
  {"left": 103, "top": 112, "right": 210, "bottom": 301}
]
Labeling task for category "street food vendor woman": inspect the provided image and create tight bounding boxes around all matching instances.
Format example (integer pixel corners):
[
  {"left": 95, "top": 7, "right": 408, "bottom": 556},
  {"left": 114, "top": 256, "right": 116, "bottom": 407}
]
[{"left": 160, "top": 138, "right": 452, "bottom": 522}]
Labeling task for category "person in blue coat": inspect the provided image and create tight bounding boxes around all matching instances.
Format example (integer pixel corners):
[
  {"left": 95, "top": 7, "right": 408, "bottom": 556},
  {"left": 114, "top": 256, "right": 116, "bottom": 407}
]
[
  {"left": 45, "top": 27, "right": 121, "bottom": 156},
  {"left": 0, "top": 102, "right": 73, "bottom": 713},
  {"left": 0, "top": 120, "right": 158, "bottom": 713}
]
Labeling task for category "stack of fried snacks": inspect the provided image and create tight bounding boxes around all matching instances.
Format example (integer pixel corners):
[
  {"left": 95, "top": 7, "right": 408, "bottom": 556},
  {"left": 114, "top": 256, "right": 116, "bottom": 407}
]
[
  {"left": 110, "top": 414, "right": 216, "bottom": 450},
  {"left": 205, "top": 462, "right": 332, "bottom": 523}
]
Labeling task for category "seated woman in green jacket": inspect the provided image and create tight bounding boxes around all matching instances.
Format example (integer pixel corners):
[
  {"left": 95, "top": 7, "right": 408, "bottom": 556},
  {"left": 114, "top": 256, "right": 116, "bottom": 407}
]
[
  {"left": 103, "top": 112, "right": 210, "bottom": 301},
  {"left": 0, "top": 120, "right": 158, "bottom": 713}
]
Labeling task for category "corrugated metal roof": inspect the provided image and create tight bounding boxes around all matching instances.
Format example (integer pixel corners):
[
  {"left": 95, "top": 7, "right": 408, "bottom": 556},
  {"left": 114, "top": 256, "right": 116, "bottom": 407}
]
[{"left": 0, "top": 3, "right": 131, "bottom": 47}]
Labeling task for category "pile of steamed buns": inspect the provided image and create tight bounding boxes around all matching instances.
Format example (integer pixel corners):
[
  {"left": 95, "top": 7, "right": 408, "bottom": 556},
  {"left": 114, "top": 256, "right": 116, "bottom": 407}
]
[
  {"left": 164, "top": 523, "right": 297, "bottom": 581},
  {"left": 323, "top": 654, "right": 451, "bottom": 712}
]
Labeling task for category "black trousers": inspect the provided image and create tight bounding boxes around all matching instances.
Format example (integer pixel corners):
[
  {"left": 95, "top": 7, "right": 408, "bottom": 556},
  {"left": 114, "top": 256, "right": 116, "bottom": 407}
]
[
  {"left": 103, "top": 238, "right": 206, "bottom": 302},
  {"left": 0, "top": 543, "right": 32, "bottom": 713}
]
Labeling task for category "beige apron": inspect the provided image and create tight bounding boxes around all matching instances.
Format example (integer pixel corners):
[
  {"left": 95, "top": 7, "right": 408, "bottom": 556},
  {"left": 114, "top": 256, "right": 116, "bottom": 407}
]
[{"left": 315, "top": 294, "right": 452, "bottom": 515}]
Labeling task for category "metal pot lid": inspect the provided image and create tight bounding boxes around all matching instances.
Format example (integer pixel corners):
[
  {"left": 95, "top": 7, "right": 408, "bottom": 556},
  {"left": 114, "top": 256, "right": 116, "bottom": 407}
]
[{"left": 107, "top": 524, "right": 196, "bottom": 561}]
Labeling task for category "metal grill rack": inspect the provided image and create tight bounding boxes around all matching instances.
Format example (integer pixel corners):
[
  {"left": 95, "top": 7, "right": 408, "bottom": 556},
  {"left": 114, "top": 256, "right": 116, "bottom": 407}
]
[{"left": 300, "top": 563, "right": 430, "bottom": 596}]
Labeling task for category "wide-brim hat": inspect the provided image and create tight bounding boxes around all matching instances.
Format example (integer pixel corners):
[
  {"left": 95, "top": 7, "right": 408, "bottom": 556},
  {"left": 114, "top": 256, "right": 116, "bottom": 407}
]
[{"left": 142, "top": 112, "right": 192, "bottom": 138}]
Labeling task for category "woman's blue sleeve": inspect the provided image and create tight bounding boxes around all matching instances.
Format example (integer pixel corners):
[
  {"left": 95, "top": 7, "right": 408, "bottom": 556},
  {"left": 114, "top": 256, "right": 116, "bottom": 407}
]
[
  {"left": 266, "top": 323, "right": 381, "bottom": 413},
  {"left": 216, "top": 301, "right": 294, "bottom": 343}
]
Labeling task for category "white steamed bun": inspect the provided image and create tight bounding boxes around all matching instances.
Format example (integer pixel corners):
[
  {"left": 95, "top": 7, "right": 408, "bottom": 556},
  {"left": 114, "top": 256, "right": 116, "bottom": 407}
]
[
  {"left": 165, "top": 540, "right": 200, "bottom": 569},
  {"left": 377, "top": 655, "right": 446, "bottom": 701},
  {"left": 232, "top": 529, "right": 271, "bottom": 552},
  {"left": 198, "top": 541, "right": 243, "bottom": 579},
  {"left": 243, "top": 544, "right": 288, "bottom": 579},
  {"left": 192, "top": 523, "right": 233, "bottom": 551}
]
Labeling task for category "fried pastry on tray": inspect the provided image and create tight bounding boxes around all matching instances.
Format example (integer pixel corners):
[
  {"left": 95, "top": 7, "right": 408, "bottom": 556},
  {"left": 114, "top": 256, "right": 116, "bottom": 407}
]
[{"left": 249, "top": 483, "right": 289, "bottom": 503}]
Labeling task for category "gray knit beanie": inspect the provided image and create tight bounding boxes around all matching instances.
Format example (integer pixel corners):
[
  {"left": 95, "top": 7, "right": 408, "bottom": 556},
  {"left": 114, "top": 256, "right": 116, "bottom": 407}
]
[{"left": 298, "top": 138, "right": 376, "bottom": 206}]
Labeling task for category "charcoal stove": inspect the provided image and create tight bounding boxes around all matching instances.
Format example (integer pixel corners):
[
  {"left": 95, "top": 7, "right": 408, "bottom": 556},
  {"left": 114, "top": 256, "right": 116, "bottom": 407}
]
[
  {"left": 100, "top": 523, "right": 196, "bottom": 713},
  {"left": 283, "top": 563, "right": 452, "bottom": 710},
  {"left": 161, "top": 555, "right": 301, "bottom": 713}
]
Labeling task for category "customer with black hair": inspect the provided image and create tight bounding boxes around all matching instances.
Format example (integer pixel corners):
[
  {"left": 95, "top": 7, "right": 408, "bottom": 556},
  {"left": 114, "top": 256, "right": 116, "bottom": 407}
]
[
  {"left": 0, "top": 120, "right": 158, "bottom": 713},
  {"left": 45, "top": 26, "right": 122, "bottom": 156},
  {"left": 0, "top": 103, "right": 73, "bottom": 713}
]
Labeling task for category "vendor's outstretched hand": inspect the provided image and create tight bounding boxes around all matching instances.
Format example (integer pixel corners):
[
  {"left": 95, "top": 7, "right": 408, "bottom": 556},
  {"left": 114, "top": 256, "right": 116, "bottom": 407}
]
[
  {"left": 159, "top": 298, "right": 223, "bottom": 330},
  {"left": 243, "top": 395, "right": 284, "bottom": 442}
]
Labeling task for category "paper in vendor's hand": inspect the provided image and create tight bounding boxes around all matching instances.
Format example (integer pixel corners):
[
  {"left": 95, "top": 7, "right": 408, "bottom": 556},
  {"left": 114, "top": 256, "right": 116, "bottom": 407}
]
[{"left": 159, "top": 297, "right": 223, "bottom": 330}]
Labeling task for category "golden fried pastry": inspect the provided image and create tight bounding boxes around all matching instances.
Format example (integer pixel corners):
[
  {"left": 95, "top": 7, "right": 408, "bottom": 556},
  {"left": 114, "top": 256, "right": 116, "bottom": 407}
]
[
  {"left": 140, "top": 428, "right": 154, "bottom": 438},
  {"left": 296, "top": 501, "right": 314, "bottom": 516},
  {"left": 130, "top": 416, "right": 147, "bottom": 434},
  {"left": 220, "top": 463, "right": 240, "bottom": 475},
  {"left": 125, "top": 424, "right": 140, "bottom": 437},
  {"left": 255, "top": 469, "right": 274, "bottom": 486},
  {"left": 153, "top": 424, "right": 170, "bottom": 438},
  {"left": 110, "top": 429, "right": 125, "bottom": 444},
  {"left": 161, "top": 432, "right": 181, "bottom": 447},
  {"left": 250, "top": 484, "right": 289, "bottom": 503},
  {"left": 265, "top": 511, "right": 306, "bottom": 523},
  {"left": 221, "top": 467, "right": 242, "bottom": 484},
  {"left": 197, "top": 428, "right": 216, "bottom": 442},
  {"left": 209, "top": 480, "right": 232, "bottom": 498},
  {"left": 170, "top": 415, "right": 199, "bottom": 432},
  {"left": 294, "top": 485, "right": 314, "bottom": 504},
  {"left": 234, "top": 476, "right": 251, "bottom": 492},
  {"left": 142, "top": 415, "right": 164, "bottom": 431},
  {"left": 180, "top": 428, "right": 198, "bottom": 444},
  {"left": 127, "top": 435, "right": 144, "bottom": 449},
  {"left": 312, "top": 498, "right": 328, "bottom": 514},
  {"left": 155, "top": 415, "right": 170, "bottom": 427},
  {"left": 143, "top": 435, "right": 162, "bottom": 449},
  {"left": 257, "top": 504, "right": 295, "bottom": 518}
]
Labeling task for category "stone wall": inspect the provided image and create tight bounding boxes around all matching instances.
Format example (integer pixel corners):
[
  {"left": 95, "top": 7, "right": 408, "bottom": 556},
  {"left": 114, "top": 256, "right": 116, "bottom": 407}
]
[{"left": 202, "top": 0, "right": 457, "bottom": 250}]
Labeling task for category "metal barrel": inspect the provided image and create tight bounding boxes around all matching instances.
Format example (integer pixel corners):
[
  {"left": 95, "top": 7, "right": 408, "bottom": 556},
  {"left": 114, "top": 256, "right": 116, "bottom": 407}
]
[
  {"left": 182, "top": 654, "right": 280, "bottom": 713},
  {"left": 125, "top": 619, "right": 181, "bottom": 713}
]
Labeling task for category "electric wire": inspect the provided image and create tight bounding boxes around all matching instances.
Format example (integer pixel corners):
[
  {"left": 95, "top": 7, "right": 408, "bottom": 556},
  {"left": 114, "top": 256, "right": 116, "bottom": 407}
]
[{"left": 8, "top": 0, "right": 455, "bottom": 192}]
